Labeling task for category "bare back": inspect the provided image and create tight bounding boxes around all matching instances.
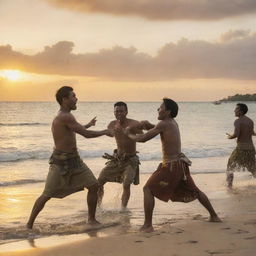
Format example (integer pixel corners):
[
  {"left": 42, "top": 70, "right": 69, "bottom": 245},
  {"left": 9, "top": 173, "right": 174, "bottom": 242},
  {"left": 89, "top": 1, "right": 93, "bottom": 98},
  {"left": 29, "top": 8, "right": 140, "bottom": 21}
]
[
  {"left": 52, "top": 111, "right": 77, "bottom": 152},
  {"left": 235, "top": 116, "right": 254, "bottom": 143},
  {"left": 109, "top": 118, "right": 141, "bottom": 155}
]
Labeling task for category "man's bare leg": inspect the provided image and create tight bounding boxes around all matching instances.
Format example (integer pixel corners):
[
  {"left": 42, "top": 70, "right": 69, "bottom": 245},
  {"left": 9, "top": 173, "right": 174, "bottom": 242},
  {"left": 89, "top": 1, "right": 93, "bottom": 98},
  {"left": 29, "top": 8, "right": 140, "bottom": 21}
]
[
  {"left": 121, "top": 184, "right": 131, "bottom": 209},
  {"left": 226, "top": 171, "right": 234, "bottom": 188},
  {"left": 26, "top": 194, "right": 51, "bottom": 229},
  {"left": 197, "top": 191, "right": 221, "bottom": 222},
  {"left": 140, "top": 186, "right": 155, "bottom": 232},
  {"left": 87, "top": 184, "right": 100, "bottom": 225},
  {"left": 97, "top": 181, "right": 106, "bottom": 207}
]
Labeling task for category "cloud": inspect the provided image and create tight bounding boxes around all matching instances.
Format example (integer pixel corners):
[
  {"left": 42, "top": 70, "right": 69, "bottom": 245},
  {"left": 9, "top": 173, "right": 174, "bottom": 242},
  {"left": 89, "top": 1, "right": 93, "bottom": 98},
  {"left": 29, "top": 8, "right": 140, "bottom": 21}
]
[
  {"left": 220, "top": 29, "right": 251, "bottom": 42},
  {"left": 1, "top": 33, "right": 256, "bottom": 81},
  {"left": 45, "top": 0, "right": 256, "bottom": 21}
]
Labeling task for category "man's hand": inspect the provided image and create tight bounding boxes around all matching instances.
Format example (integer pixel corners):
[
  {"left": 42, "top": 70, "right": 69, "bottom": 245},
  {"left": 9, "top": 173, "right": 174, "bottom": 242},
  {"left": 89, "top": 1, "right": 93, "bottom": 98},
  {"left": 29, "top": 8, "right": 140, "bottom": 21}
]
[
  {"left": 226, "top": 133, "right": 233, "bottom": 139},
  {"left": 84, "top": 116, "right": 97, "bottom": 129},
  {"left": 140, "top": 120, "right": 155, "bottom": 130},
  {"left": 105, "top": 129, "right": 114, "bottom": 137},
  {"left": 89, "top": 116, "right": 97, "bottom": 126}
]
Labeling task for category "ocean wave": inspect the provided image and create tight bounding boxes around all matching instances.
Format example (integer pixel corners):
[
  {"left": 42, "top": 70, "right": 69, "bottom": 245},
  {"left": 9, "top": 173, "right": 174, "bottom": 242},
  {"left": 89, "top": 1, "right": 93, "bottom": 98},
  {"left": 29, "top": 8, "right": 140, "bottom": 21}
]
[
  {"left": 0, "top": 122, "right": 48, "bottom": 127},
  {"left": 0, "top": 150, "right": 51, "bottom": 162},
  {"left": 183, "top": 147, "right": 231, "bottom": 159},
  {"left": 0, "top": 147, "right": 231, "bottom": 162},
  {"left": 0, "top": 149, "right": 111, "bottom": 162},
  {"left": 0, "top": 179, "right": 45, "bottom": 187}
]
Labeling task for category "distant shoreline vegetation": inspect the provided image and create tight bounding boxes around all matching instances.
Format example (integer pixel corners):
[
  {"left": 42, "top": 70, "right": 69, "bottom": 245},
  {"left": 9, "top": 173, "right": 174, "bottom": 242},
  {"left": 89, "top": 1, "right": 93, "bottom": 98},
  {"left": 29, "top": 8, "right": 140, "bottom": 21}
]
[{"left": 220, "top": 93, "right": 256, "bottom": 102}]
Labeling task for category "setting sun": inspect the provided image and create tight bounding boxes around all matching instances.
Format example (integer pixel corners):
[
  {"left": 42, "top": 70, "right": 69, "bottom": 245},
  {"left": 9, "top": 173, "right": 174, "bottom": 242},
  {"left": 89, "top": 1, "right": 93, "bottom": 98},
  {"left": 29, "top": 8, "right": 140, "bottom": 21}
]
[{"left": 0, "top": 70, "right": 22, "bottom": 81}]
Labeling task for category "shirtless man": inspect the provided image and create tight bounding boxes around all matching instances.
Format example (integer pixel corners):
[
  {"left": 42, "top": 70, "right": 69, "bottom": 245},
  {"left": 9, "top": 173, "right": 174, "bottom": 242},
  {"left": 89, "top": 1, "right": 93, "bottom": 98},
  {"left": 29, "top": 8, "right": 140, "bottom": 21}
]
[
  {"left": 27, "top": 86, "right": 111, "bottom": 229},
  {"left": 226, "top": 103, "right": 256, "bottom": 188},
  {"left": 98, "top": 102, "right": 152, "bottom": 209},
  {"left": 126, "top": 98, "right": 221, "bottom": 232}
]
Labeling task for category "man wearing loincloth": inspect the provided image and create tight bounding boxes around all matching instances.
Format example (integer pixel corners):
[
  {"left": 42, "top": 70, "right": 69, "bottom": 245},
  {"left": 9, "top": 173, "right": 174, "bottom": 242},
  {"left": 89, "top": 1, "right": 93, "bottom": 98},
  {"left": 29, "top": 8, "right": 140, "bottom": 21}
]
[
  {"left": 27, "top": 86, "right": 112, "bottom": 229},
  {"left": 125, "top": 98, "right": 221, "bottom": 232},
  {"left": 98, "top": 102, "right": 153, "bottom": 209},
  {"left": 226, "top": 103, "right": 256, "bottom": 188}
]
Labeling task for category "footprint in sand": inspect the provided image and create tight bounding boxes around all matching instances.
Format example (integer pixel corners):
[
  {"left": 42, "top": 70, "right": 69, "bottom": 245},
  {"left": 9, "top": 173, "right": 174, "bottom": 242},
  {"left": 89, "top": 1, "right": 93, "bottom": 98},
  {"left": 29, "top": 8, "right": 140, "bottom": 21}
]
[
  {"left": 220, "top": 227, "right": 231, "bottom": 230},
  {"left": 232, "top": 229, "right": 249, "bottom": 234},
  {"left": 187, "top": 240, "right": 198, "bottom": 244},
  {"left": 192, "top": 214, "right": 206, "bottom": 220},
  {"left": 205, "top": 249, "right": 233, "bottom": 255},
  {"left": 244, "top": 236, "right": 256, "bottom": 240},
  {"left": 178, "top": 240, "right": 198, "bottom": 245}
]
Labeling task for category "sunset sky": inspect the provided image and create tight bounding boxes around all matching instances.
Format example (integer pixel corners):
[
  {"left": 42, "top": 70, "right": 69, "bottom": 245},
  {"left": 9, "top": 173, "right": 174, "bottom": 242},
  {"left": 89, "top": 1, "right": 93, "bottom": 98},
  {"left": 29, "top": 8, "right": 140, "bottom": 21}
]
[{"left": 0, "top": 0, "right": 255, "bottom": 101}]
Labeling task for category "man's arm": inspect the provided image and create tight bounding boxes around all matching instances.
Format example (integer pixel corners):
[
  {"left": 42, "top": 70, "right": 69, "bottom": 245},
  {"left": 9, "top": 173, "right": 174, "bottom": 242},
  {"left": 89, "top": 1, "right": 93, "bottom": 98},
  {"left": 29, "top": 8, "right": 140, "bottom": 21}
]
[
  {"left": 127, "top": 120, "right": 155, "bottom": 132},
  {"left": 125, "top": 121, "right": 164, "bottom": 143},
  {"left": 227, "top": 120, "right": 240, "bottom": 139},
  {"left": 63, "top": 114, "right": 111, "bottom": 138}
]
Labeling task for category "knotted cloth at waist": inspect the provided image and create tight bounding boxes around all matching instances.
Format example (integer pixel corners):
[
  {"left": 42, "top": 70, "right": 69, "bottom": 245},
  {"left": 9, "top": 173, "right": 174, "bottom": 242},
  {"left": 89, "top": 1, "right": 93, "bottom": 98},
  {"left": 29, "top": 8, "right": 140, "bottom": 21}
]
[
  {"left": 162, "top": 153, "right": 192, "bottom": 181},
  {"left": 162, "top": 153, "right": 192, "bottom": 167},
  {"left": 102, "top": 149, "right": 138, "bottom": 163},
  {"left": 49, "top": 149, "right": 81, "bottom": 170}
]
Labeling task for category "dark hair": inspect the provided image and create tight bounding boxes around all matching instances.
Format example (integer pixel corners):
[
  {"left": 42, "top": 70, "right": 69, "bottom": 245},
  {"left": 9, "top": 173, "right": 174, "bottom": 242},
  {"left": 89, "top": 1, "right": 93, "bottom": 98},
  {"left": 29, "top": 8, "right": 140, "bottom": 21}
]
[
  {"left": 163, "top": 98, "right": 178, "bottom": 118},
  {"left": 55, "top": 86, "right": 73, "bottom": 105},
  {"left": 114, "top": 101, "right": 128, "bottom": 111},
  {"left": 237, "top": 103, "right": 248, "bottom": 115}
]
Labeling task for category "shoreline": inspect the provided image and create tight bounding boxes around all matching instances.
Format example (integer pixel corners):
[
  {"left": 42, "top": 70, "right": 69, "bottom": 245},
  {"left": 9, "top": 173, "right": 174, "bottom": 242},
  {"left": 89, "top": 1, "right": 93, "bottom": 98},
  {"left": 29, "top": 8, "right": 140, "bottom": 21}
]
[{"left": 1, "top": 172, "right": 256, "bottom": 255}]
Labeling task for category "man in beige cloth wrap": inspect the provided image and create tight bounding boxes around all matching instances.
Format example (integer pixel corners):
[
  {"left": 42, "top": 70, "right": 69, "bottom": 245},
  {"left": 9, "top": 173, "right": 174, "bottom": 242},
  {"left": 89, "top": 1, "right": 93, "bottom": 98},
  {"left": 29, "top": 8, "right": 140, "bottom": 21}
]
[
  {"left": 125, "top": 98, "right": 221, "bottom": 232},
  {"left": 27, "top": 86, "right": 111, "bottom": 229},
  {"left": 226, "top": 103, "right": 256, "bottom": 188},
  {"left": 98, "top": 102, "right": 153, "bottom": 210}
]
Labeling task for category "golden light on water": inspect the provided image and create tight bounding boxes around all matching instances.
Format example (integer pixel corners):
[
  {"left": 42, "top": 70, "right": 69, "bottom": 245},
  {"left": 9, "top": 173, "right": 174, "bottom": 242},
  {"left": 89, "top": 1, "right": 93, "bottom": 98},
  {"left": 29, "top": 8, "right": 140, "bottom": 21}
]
[{"left": 0, "top": 69, "right": 22, "bottom": 81}]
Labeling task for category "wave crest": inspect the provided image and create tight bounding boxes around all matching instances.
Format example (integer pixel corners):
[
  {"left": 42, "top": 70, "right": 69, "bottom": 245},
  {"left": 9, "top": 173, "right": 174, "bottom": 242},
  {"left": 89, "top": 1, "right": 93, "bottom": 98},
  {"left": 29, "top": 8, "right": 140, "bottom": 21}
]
[{"left": 0, "top": 123, "right": 48, "bottom": 127}]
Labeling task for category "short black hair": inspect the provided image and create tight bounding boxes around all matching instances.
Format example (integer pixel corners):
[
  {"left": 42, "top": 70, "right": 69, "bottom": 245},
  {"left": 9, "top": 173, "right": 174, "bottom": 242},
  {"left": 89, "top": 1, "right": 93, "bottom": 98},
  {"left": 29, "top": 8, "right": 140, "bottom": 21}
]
[
  {"left": 114, "top": 101, "right": 128, "bottom": 111},
  {"left": 163, "top": 98, "right": 178, "bottom": 118},
  {"left": 237, "top": 103, "right": 248, "bottom": 115},
  {"left": 55, "top": 86, "right": 73, "bottom": 105}
]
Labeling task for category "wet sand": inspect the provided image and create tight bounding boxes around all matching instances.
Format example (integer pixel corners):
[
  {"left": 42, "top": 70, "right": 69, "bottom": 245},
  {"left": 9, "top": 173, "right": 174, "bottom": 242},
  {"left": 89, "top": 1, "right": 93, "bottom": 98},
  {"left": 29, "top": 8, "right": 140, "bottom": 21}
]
[{"left": 1, "top": 172, "right": 256, "bottom": 256}]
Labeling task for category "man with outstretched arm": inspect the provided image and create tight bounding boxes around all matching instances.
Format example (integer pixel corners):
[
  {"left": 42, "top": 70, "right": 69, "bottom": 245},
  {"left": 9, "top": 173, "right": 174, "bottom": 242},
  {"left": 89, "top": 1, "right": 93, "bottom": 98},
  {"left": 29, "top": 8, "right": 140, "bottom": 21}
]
[
  {"left": 125, "top": 98, "right": 221, "bottom": 232},
  {"left": 27, "top": 86, "right": 112, "bottom": 229},
  {"left": 226, "top": 103, "right": 256, "bottom": 188}
]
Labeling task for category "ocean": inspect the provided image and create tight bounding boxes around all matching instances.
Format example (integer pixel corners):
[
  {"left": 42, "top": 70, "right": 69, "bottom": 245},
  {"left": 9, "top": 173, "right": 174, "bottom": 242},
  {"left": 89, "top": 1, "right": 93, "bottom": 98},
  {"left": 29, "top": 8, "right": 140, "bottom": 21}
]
[{"left": 0, "top": 101, "right": 255, "bottom": 247}]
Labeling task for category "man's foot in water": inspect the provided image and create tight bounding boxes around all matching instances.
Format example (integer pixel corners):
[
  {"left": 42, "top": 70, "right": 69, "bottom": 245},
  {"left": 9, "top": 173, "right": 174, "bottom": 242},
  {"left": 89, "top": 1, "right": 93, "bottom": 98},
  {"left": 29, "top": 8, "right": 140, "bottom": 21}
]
[
  {"left": 209, "top": 215, "right": 222, "bottom": 222},
  {"left": 139, "top": 223, "right": 154, "bottom": 233}
]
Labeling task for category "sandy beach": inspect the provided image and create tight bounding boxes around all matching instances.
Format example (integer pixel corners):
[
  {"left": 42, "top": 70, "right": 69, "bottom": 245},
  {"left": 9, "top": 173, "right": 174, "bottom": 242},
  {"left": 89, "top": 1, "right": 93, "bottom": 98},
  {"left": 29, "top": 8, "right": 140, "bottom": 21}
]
[
  {"left": 1, "top": 0, "right": 256, "bottom": 253},
  {"left": 1, "top": 172, "right": 256, "bottom": 256}
]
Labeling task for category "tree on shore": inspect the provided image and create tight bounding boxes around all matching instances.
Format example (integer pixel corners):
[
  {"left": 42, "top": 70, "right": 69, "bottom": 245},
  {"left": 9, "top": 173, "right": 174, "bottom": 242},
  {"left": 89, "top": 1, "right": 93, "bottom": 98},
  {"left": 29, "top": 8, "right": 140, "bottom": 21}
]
[{"left": 221, "top": 93, "right": 256, "bottom": 101}]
